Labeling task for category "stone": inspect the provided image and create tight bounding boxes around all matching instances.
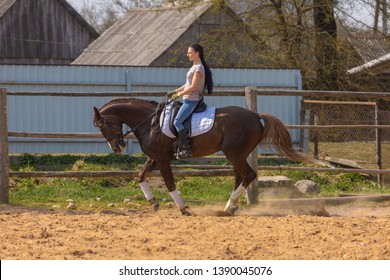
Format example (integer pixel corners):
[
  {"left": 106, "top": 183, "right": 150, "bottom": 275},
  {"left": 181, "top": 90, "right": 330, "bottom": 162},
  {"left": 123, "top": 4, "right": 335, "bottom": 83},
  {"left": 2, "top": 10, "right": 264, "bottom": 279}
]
[
  {"left": 165, "top": 202, "right": 174, "bottom": 208},
  {"left": 257, "top": 176, "right": 294, "bottom": 197},
  {"left": 258, "top": 176, "right": 292, "bottom": 188},
  {"left": 67, "top": 202, "right": 76, "bottom": 210},
  {"left": 294, "top": 180, "right": 320, "bottom": 194}
]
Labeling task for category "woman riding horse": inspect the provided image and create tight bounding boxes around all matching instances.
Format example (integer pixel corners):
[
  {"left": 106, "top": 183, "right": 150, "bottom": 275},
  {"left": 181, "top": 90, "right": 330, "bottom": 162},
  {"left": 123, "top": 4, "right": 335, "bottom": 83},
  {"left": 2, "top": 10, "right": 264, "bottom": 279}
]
[{"left": 167, "top": 43, "right": 213, "bottom": 159}]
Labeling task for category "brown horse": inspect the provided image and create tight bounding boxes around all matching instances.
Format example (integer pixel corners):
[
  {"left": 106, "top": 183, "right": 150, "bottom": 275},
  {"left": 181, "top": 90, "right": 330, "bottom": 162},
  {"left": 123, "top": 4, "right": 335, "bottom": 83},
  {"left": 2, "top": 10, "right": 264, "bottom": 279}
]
[{"left": 93, "top": 98, "right": 311, "bottom": 216}]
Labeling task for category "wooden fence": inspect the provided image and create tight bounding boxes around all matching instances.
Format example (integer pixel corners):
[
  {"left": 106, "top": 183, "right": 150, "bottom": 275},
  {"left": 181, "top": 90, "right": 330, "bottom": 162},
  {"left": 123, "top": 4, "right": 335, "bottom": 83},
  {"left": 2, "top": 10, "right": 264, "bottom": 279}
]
[
  {"left": 1, "top": 88, "right": 390, "bottom": 204},
  {"left": 0, "top": 89, "right": 9, "bottom": 203},
  {"left": 244, "top": 87, "right": 390, "bottom": 202}
]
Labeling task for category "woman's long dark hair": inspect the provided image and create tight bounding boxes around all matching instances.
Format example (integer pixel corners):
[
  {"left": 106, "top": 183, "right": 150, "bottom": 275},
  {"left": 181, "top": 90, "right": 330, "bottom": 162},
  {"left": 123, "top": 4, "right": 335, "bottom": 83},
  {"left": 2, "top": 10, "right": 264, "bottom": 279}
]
[{"left": 190, "top": 43, "right": 213, "bottom": 94}]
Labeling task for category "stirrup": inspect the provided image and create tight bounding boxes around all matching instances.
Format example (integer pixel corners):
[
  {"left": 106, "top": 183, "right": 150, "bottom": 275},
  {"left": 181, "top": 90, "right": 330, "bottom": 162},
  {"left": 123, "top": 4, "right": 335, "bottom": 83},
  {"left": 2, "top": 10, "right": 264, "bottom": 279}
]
[{"left": 176, "top": 149, "right": 192, "bottom": 159}]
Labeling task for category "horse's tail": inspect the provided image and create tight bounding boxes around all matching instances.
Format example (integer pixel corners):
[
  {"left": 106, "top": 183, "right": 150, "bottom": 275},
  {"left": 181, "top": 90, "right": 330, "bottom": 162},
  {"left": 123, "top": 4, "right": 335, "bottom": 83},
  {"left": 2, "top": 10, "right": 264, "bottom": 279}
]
[{"left": 259, "top": 113, "right": 313, "bottom": 163}]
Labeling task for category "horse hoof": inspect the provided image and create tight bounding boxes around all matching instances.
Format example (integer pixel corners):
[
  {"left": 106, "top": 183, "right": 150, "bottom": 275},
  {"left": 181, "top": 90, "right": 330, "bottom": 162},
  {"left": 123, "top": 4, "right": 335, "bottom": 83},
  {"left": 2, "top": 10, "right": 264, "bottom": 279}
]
[
  {"left": 152, "top": 203, "right": 160, "bottom": 213},
  {"left": 180, "top": 206, "right": 194, "bottom": 216},
  {"left": 225, "top": 205, "right": 238, "bottom": 216}
]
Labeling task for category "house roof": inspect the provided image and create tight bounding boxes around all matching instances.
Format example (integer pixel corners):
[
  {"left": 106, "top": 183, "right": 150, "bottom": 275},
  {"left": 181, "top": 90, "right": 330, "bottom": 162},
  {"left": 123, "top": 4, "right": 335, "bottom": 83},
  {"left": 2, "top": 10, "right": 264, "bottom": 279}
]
[
  {"left": 72, "top": 2, "right": 213, "bottom": 66},
  {"left": 0, "top": 0, "right": 99, "bottom": 38},
  {"left": 0, "top": 0, "right": 16, "bottom": 17},
  {"left": 348, "top": 35, "right": 390, "bottom": 63},
  {"left": 347, "top": 35, "right": 390, "bottom": 74},
  {"left": 347, "top": 52, "right": 390, "bottom": 74}
]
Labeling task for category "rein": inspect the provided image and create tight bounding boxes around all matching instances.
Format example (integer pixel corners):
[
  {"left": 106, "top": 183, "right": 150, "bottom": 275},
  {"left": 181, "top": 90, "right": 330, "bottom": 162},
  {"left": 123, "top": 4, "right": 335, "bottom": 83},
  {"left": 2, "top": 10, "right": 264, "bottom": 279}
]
[
  {"left": 123, "top": 111, "right": 156, "bottom": 136},
  {"left": 125, "top": 96, "right": 172, "bottom": 136}
]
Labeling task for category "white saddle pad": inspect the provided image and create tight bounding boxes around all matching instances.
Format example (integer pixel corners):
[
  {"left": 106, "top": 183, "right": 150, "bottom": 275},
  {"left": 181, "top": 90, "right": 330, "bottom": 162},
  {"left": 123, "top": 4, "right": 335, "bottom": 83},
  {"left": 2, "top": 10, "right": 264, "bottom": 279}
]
[{"left": 159, "top": 103, "right": 216, "bottom": 138}]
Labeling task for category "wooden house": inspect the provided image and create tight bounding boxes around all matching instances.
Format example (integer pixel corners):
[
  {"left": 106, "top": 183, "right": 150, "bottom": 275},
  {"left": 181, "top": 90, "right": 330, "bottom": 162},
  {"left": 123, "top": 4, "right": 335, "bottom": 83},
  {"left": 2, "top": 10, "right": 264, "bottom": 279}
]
[
  {"left": 347, "top": 35, "right": 390, "bottom": 91},
  {"left": 0, "top": 0, "right": 99, "bottom": 65},
  {"left": 72, "top": 1, "right": 263, "bottom": 67}
]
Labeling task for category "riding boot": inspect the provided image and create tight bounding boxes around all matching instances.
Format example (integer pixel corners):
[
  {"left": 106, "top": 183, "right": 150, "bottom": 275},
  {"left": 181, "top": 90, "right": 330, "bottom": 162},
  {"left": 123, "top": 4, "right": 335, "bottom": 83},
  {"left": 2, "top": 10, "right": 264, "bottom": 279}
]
[{"left": 176, "top": 129, "right": 192, "bottom": 159}]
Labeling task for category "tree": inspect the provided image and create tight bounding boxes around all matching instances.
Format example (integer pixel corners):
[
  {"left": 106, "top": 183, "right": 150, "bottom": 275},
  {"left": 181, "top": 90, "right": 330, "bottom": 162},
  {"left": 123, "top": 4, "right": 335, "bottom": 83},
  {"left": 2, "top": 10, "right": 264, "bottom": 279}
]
[
  {"left": 337, "top": 0, "right": 389, "bottom": 34},
  {"left": 236, "top": 1, "right": 333, "bottom": 87},
  {"left": 79, "top": 0, "right": 163, "bottom": 33},
  {"left": 374, "top": 0, "right": 388, "bottom": 34},
  {"left": 78, "top": 0, "right": 390, "bottom": 91},
  {"left": 313, "top": 0, "right": 340, "bottom": 89}
]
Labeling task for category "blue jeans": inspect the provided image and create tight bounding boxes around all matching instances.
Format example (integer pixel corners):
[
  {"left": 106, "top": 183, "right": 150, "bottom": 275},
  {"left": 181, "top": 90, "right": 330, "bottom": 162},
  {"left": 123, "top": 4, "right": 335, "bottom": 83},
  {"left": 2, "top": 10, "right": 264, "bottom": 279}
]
[{"left": 173, "top": 100, "right": 199, "bottom": 131}]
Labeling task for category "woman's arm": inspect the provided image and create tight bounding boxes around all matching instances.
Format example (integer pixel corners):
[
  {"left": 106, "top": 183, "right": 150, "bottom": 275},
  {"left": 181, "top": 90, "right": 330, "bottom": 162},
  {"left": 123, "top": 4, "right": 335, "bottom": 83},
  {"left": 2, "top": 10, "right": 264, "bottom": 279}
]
[
  {"left": 178, "top": 71, "right": 202, "bottom": 97},
  {"left": 175, "top": 85, "right": 186, "bottom": 93}
]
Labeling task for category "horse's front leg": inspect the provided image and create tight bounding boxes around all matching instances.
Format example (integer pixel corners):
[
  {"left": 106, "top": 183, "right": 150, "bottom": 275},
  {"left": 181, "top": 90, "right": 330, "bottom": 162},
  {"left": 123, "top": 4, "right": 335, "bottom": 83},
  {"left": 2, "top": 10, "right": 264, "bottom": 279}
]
[
  {"left": 156, "top": 160, "right": 194, "bottom": 216},
  {"left": 138, "top": 157, "right": 159, "bottom": 213}
]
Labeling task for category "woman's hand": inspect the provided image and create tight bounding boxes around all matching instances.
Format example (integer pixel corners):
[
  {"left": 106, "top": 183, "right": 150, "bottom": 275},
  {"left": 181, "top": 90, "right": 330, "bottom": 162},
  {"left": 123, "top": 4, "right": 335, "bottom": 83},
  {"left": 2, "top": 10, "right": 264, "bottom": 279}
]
[
  {"left": 166, "top": 91, "right": 176, "bottom": 97},
  {"left": 171, "top": 93, "right": 180, "bottom": 100}
]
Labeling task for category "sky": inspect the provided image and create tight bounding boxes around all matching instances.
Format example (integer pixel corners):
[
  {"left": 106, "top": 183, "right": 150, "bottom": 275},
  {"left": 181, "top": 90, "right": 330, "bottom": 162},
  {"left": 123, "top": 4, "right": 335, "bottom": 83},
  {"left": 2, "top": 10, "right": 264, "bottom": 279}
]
[
  {"left": 67, "top": 0, "right": 82, "bottom": 11},
  {"left": 67, "top": 0, "right": 85, "bottom": 12}
]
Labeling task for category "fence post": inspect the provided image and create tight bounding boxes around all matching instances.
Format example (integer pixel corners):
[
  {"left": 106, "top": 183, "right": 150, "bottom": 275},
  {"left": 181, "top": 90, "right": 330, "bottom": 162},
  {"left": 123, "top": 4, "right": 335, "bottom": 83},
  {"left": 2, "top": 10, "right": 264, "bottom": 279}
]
[
  {"left": 0, "top": 89, "right": 9, "bottom": 203},
  {"left": 302, "top": 109, "right": 310, "bottom": 154},
  {"left": 245, "top": 87, "right": 259, "bottom": 204},
  {"left": 313, "top": 113, "right": 319, "bottom": 159},
  {"left": 375, "top": 103, "right": 384, "bottom": 185}
]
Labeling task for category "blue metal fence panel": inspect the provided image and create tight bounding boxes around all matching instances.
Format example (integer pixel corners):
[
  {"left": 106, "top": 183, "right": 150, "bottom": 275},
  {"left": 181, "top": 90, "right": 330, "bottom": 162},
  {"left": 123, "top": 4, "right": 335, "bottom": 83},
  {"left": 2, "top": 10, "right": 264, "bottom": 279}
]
[{"left": 0, "top": 65, "right": 301, "bottom": 154}]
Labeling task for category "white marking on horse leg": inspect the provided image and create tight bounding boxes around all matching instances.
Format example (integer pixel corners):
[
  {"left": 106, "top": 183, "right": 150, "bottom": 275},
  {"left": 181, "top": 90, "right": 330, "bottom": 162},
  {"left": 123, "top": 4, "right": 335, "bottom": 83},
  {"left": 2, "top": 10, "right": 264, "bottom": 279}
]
[
  {"left": 169, "top": 189, "right": 185, "bottom": 210},
  {"left": 224, "top": 184, "right": 245, "bottom": 212},
  {"left": 139, "top": 181, "right": 154, "bottom": 201}
]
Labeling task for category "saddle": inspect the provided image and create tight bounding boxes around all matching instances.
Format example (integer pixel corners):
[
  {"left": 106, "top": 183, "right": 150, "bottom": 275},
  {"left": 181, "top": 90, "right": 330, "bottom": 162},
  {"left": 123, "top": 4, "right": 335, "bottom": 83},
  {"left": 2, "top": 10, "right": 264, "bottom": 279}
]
[{"left": 169, "top": 97, "right": 207, "bottom": 137}]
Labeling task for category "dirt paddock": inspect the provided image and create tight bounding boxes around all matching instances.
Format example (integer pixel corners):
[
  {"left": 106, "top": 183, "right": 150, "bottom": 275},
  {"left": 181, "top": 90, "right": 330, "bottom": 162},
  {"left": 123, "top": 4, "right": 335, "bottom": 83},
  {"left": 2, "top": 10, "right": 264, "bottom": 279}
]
[{"left": 1, "top": 200, "right": 390, "bottom": 260}]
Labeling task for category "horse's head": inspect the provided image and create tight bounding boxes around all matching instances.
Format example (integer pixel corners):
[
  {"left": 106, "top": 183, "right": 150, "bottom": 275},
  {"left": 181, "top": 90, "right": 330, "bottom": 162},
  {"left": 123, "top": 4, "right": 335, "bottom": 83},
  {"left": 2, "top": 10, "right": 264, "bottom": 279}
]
[{"left": 93, "top": 107, "right": 126, "bottom": 153}]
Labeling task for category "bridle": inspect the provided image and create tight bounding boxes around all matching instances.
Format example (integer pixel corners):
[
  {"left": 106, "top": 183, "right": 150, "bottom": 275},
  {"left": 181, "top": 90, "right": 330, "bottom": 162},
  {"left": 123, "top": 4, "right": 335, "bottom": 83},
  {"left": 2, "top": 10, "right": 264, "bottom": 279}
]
[
  {"left": 94, "top": 110, "right": 161, "bottom": 144},
  {"left": 94, "top": 97, "right": 173, "bottom": 146},
  {"left": 94, "top": 118, "right": 126, "bottom": 145}
]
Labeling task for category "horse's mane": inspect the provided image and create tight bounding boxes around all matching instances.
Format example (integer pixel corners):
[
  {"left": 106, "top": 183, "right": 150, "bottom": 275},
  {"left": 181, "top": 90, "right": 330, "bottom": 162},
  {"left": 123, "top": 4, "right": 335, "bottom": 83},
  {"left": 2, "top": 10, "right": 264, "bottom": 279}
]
[
  {"left": 99, "top": 97, "right": 163, "bottom": 133},
  {"left": 99, "top": 98, "right": 158, "bottom": 111}
]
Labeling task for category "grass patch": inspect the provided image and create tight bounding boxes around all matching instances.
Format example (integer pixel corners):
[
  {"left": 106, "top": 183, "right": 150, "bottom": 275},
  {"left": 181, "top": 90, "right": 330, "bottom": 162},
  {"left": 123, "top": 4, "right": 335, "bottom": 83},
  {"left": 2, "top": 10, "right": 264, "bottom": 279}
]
[
  {"left": 177, "top": 176, "right": 233, "bottom": 202},
  {"left": 7, "top": 153, "right": 390, "bottom": 211},
  {"left": 10, "top": 153, "right": 144, "bottom": 171},
  {"left": 261, "top": 163, "right": 389, "bottom": 196}
]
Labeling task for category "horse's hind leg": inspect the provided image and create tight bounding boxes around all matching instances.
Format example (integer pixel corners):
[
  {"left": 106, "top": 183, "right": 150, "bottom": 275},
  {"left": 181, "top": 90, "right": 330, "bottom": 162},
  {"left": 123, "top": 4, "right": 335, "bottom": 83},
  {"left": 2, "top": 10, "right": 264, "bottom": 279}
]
[
  {"left": 138, "top": 157, "right": 159, "bottom": 213},
  {"left": 224, "top": 157, "right": 257, "bottom": 215},
  {"left": 224, "top": 168, "right": 244, "bottom": 215},
  {"left": 233, "top": 168, "right": 243, "bottom": 189}
]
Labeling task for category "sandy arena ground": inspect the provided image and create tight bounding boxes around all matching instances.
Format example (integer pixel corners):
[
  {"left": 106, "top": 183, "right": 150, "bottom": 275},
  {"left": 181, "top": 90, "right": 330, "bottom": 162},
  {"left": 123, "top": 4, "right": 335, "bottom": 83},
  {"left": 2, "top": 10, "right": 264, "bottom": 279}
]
[{"left": 1, "top": 199, "right": 390, "bottom": 260}]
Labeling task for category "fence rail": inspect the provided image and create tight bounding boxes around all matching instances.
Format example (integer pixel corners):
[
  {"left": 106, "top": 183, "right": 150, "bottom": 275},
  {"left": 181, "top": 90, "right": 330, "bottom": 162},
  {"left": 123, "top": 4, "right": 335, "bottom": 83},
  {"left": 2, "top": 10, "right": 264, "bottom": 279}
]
[
  {"left": 245, "top": 88, "right": 390, "bottom": 99},
  {"left": 6, "top": 91, "right": 245, "bottom": 97},
  {"left": 8, "top": 166, "right": 390, "bottom": 179},
  {"left": 8, "top": 132, "right": 135, "bottom": 139}
]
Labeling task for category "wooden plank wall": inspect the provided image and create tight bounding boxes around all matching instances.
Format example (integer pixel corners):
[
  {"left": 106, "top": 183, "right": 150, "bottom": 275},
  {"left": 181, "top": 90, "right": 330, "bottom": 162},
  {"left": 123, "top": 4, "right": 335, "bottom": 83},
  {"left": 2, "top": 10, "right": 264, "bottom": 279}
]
[{"left": 0, "top": 0, "right": 97, "bottom": 65}]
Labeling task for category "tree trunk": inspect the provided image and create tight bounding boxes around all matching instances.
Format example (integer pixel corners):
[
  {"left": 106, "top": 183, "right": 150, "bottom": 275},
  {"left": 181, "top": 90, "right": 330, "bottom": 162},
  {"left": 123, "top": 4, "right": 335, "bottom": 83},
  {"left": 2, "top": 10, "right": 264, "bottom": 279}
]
[
  {"left": 269, "top": 0, "right": 304, "bottom": 68},
  {"left": 313, "top": 0, "right": 339, "bottom": 90},
  {"left": 374, "top": 0, "right": 380, "bottom": 33},
  {"left": 382, "top": 0, "right": 388, "bottom": 34}
]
